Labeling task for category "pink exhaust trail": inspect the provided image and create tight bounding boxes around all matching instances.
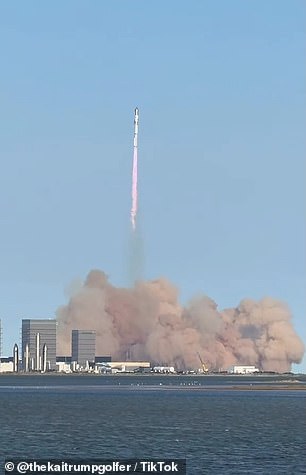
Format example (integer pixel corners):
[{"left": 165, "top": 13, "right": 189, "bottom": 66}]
[
  {"left": 131, "top": 146, "right": 138, "bottom": 231},
  {"left": 130, "top": 108, "right": 139, "bottom": 231}
]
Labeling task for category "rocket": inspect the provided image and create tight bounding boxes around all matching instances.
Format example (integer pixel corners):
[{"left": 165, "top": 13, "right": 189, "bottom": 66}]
[
  {"left": 24, "top": 343, "right": 29, "bottom": 372},
  {"left": 133, "top": 107, "right": 139, "bottom": 148},
  {"left": 13, "top": 343, "right": 19, "bottom": 372},
  {"left": 42, "top": 343, "right": 48, "bottom": 373},
  {"left": 131, "top": 107, "right": 139, "bottom": 231},
  {"left": 36, "top": 332, "right": 40, "bottom": 371}
]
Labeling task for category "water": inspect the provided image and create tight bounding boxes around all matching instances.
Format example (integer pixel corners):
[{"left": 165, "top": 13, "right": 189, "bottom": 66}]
[{"left": 0, "top": 375, "right": 305, "bottom": 474}]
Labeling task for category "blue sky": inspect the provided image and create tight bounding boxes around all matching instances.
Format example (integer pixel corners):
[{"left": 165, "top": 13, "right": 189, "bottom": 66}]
[{"left": 0, "top": 1, "right": 305, "bottom": 370}]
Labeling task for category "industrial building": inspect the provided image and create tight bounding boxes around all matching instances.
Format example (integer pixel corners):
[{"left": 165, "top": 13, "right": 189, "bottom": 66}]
[
  {"left": 71, "top": 330, "right": 96, "bottom": 368},
  {"left": 56, "top": 355, "right": 112, "bottom": 373},
  {"left": 230, "top": 365, "right": 259, "bottom": 374},
  {"left": 55, "top": 357, "right": 149, "bottom": 374},
  {"left": 108, "top": 361, "right": 150, "bottom": 373},
  {"left": 22, "top": 319, "right": 57, "bottom": 371},
  {"left": 0, "top": 357, "right": 14, "bottom": 372},
  {"left": 95, "top": 356, "right": 112, "bottom": 364}
]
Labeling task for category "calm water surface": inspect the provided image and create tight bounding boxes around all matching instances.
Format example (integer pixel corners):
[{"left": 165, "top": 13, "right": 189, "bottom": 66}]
[{"left": 0, "top": 375, "right": 305, "bottom": 474}]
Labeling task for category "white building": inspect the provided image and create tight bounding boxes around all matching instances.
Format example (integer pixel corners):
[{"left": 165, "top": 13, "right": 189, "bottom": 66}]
[
  {"left": 230, "top": 365, "right": 259, "bottom": 374},
  {"left": 0, "top": 360, "right": 14, "bottom": 373},
  {"left": 109, "top": 361, "right": 151, "bottom": 373}
]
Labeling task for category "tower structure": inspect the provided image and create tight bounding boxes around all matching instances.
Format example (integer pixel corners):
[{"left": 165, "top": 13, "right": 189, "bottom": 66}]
[
  {"left": 71, "top": 330, "right": 96, "bottom": 368},
  {"left": 22, "top": 319, "right": 56, "bottom": 371}
]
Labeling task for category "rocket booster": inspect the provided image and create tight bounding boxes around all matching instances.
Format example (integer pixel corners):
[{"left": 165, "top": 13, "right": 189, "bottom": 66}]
[{"left": 133, "top": 107, "right": 139, "bottom": 148}]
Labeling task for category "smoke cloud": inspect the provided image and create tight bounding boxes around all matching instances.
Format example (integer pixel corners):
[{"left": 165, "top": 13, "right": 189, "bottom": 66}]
[{"left": 56, "top": 269, "right": 305, "bottom": 372}]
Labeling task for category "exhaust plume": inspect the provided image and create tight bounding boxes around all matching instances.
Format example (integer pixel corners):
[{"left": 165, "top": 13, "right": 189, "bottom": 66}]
[
  {"left": 130, "top": 108, "right": 139, "bottom": 232},
  {"left": 130, "top": 146, "right": 138, "bottom": 231},
  {"left": 56, "top": 270, "right": 305, "bottom": 372}
]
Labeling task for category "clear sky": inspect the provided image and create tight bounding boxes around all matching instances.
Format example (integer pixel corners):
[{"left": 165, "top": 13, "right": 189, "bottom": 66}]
[{"left": 0, "top": 1, "right": 305, "bottom": 371}]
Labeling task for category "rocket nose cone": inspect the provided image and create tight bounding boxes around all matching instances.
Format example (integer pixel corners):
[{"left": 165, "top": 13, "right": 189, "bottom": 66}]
[{"left": 135, "top": 107, "right": 139, "bottom": 115}]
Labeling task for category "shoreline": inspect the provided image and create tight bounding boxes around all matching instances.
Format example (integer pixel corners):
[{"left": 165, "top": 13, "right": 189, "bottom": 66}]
[{"left": 0, "top": 372, "right": 304, "bottom": 377}]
